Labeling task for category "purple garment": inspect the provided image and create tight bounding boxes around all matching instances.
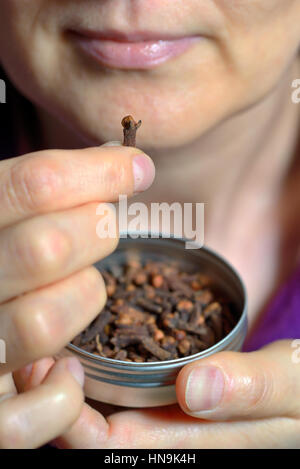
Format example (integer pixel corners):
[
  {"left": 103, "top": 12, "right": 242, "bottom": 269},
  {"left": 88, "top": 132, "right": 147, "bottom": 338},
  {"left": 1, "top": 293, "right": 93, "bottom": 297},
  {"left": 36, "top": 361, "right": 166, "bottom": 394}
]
[{"left": 243, "top": 263, "right": 300, "bottom": 352}]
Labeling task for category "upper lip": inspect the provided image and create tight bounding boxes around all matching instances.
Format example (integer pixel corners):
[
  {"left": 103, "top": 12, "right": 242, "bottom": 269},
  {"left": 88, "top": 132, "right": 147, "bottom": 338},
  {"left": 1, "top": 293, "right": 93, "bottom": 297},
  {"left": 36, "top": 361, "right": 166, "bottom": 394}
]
[{"left": 68, "top": 28, "right": 196, "bottom": 43}]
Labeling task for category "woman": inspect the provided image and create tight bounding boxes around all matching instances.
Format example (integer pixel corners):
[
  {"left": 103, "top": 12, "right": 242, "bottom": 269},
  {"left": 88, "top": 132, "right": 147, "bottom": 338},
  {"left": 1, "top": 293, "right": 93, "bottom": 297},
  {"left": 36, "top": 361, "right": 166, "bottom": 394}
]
[{"left": 0, "top": 0, "right": 300, "bottom": 448}]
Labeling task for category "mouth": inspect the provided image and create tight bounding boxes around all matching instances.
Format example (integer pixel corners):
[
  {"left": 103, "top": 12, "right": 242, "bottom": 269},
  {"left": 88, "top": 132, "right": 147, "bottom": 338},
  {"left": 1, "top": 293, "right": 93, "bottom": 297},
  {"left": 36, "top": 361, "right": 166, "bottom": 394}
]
[{"left": 68, "top": 29, "right": 202, "bottom": 70}]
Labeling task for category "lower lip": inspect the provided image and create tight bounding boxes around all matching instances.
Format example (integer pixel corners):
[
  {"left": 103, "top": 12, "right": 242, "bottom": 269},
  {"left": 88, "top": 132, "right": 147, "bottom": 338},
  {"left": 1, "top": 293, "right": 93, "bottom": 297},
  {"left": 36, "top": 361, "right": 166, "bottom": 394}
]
[{"left": 71, "top": 35, "right": 201, "bottom": 69}]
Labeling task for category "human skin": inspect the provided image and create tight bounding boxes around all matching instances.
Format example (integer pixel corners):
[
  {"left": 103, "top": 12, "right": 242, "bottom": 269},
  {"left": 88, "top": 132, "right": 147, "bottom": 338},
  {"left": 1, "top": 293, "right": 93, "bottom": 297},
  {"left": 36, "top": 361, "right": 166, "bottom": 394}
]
[
  {"left": 0, "top": 0, "right": 300, "bottom": 448},
  {"left": 0, "top": 1, "right": 299, "bottom": 148}
]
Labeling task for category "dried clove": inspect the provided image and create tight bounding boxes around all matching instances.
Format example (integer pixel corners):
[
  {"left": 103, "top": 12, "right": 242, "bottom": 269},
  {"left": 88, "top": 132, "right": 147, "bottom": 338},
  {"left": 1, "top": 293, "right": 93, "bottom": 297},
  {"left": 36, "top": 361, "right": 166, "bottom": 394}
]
[
  {"left": 122, "top": 115, "right": 142, "bottom": 147},
  {"left": 72, "top": 259, "right": 239, "bottom": 362}
]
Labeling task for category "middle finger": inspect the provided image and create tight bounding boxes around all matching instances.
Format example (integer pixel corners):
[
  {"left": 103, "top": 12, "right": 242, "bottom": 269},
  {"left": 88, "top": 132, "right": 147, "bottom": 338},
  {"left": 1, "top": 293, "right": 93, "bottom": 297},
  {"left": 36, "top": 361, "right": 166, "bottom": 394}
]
[
  {"left": 0, "top": 201, "right": 117, "bottom": 302},
  {"left": 0, "top": 265, "right": 106, "bottom": 374}
]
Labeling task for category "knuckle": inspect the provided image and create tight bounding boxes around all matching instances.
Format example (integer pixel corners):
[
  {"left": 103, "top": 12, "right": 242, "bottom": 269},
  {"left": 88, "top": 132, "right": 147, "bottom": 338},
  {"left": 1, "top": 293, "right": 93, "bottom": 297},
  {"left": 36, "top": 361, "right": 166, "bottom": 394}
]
[
  {"left": 12, "top": 223, "right": 72, "bottom": 277},
  {"left": 102, "top": 159, "right": 129, "bottom": 195},
  {"left": 12, "top": 269, "right": 107, "bottom": 360},
  {"left": 108, "top": 223, "right": 119, "bottom": 253},
  {"left": 103, "top": 161, "right": 120, "bottom": 186},
  {"left": 13, "top": 301, "right": 64, "bottom": 359},
  {"left": 6, "top": 155, "right": 61, "bottom": 214},
  {"left": 0, "top": 409, "right": 26, "bottom": 449},
  {"left": 79, "top": 267, "right": 107, "bottom": 312},
  {"left": 211, "top": 351, "right": 271, "bottom": 410},
  {"left": 55, "top": 382, "right": 84, "bottom": 421},
  {"left": 96, "top": 202, "right": 119, "bottom": 250},
  {"left": 209, "top": 351, "right": 237, "bottom": 369},
  {"left": 212, "top": 351, "right": 272, "bottom": 412},
  {"left": 245, "top": 369, "right": 271, "bottom": 411},
  {"left": 12, "top": 270, "right": 105, "bottom": 360}
]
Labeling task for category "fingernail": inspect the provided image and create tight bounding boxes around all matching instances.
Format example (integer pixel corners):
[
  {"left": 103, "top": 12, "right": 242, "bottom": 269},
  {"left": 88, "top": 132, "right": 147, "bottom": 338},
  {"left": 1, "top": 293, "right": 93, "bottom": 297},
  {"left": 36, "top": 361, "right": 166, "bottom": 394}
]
[
  {"left": 185, "top": 366, "right": 224, "bottom": 413},
  {"left": 132, "top": 154, "right": 155, "bottom": 193},
  {"left": 100, "top": 141, "right": 122, "bottom": 147},
  {"left": 66, "top": 357, "right": 85, "bottom": 387}
]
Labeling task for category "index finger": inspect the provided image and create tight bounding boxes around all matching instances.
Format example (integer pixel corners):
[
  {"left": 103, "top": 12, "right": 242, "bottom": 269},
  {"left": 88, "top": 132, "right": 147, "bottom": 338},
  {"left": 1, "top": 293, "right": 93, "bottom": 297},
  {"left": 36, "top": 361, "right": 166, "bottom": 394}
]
[{"left": 0, "top": 144, "right": 155, "bottom": 229}]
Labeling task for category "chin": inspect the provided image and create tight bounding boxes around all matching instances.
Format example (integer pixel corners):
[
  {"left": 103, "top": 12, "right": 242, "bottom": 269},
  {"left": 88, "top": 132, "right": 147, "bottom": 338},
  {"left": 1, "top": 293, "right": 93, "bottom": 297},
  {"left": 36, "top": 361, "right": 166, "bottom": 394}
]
[{"left": 49, "top": 80, "right": 231, "bottom": 150}]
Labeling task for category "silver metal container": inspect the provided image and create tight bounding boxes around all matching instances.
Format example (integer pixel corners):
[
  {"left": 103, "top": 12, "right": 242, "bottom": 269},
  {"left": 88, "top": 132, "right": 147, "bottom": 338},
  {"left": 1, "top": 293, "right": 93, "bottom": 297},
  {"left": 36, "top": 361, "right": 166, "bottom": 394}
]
[{"left": 58, "top": 236, "right": 247, "bottom": 407}]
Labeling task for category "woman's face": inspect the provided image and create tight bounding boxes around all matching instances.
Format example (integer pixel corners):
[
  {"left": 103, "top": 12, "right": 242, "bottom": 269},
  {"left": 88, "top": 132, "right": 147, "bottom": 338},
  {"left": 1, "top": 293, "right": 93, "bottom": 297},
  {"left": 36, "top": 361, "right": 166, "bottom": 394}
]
[{"left": 0, "top": 0, "right": 299, "bottom": 148}]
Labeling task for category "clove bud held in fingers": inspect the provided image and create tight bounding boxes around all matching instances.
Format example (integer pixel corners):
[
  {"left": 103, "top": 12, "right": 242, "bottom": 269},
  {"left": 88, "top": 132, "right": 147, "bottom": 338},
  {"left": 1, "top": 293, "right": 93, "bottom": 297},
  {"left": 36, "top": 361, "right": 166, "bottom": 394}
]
[{"left": 122, "top": 115, "right": 142, "bottom": 147}]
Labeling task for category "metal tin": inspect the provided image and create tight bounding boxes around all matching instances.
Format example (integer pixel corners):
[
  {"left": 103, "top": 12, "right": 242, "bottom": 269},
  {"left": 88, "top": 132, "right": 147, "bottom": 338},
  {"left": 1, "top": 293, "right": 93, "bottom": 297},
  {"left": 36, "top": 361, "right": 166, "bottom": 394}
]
[{"left": 58, "top": 236, "right": 247, "bottom": 407}]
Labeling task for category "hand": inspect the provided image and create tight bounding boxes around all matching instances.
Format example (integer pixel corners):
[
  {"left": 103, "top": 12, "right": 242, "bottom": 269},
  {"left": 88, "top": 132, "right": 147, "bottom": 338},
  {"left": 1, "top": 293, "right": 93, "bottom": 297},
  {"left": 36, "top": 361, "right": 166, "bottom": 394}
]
[
  {"left": 21, "top": 339, "right": 300, "bottom": 449},
  {"left": 0, "top": 143, "right": 155, "bottom": 448}
]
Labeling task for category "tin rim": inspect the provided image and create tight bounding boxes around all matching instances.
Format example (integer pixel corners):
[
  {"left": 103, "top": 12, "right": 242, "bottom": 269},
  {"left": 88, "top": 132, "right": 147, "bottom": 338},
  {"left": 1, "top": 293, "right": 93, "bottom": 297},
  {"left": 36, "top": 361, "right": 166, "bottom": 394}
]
[{"left": 66, "top": 234, "right": 248, "bottom": 369}]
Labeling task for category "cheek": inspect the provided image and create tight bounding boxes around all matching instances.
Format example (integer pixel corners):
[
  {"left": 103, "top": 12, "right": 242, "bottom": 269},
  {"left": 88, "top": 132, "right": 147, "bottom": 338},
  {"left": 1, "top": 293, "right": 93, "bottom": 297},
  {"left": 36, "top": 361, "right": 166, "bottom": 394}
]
[
  {"left": 0, "top": 1, "right": 57, "bottom": 85},
  {"left": 215, "top": 0, "right": 296, "bottom": 23},
  {"left": 0, "top": 1, "right": 47, "bottom": 43},
  {"left": 0, "top": 0, "right": 66, "bottom": 117},
  {"left": 213, "top": 0, "right": 300, "bottom": 100}
]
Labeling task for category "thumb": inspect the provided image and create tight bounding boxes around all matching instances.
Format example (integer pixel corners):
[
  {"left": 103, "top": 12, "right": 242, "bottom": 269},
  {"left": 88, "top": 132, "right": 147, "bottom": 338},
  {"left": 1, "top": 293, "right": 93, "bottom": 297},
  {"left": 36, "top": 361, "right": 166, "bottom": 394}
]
[{"left": 176, "top": 339, "right": 300, "bottom": 420}]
